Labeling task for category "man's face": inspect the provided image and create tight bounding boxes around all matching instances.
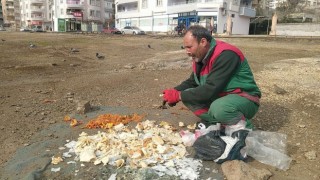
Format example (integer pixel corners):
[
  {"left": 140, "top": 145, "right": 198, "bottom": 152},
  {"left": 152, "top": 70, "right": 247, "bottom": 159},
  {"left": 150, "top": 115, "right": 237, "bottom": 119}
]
[{"left": 183, "top": 31, "right": 209, "bottom": 63}]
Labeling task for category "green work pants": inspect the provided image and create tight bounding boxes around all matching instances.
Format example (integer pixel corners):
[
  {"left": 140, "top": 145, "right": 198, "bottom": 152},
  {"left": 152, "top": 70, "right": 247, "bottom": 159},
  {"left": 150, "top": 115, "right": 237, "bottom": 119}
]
[{"left": 187, "top": 94, "right": 259, "bottom": 129}]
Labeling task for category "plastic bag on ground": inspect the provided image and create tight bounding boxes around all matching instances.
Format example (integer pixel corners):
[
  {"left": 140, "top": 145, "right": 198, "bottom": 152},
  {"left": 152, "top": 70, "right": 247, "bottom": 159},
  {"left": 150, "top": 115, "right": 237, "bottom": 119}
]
[
  {"left": 244, "top": 131, "right": 292, "bottom": 170},
  {"left": 225, "top": 119, "right": 252, "bottom": 136},
  {"left": 180, "top": 124, "right": 221, "bottom": 147},
  {"left": 193, "top": 131, "right": 226, "bottom": 161}
]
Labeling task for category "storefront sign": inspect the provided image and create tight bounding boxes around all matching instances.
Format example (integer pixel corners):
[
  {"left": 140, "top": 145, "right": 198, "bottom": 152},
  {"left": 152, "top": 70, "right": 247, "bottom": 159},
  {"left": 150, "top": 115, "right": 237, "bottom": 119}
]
[
  {"left": 73, "top": 12, "right": 83, "bottom": 17},
  {"left": 31, "top": 21, "right": 42, "bottom": 25}
]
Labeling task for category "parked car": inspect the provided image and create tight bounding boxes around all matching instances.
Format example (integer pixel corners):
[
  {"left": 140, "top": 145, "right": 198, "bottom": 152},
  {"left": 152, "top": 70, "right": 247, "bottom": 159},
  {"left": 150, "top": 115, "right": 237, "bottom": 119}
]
[
  {"left": 31, "top": 27, "right": 45, "bottom": 32},
  {"left": 20, "top": 27, "right": 31, "bottom": 32},
  {"left": 121, "top": 26, "right": 145, "bottom": 35},
  {"left": 102, "top": 27, "right": 122, "bottom": 34}
]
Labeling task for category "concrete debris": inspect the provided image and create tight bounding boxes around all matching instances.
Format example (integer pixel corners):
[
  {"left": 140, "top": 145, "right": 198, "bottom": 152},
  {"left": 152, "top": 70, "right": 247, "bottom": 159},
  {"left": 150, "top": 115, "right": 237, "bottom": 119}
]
[
  {"left": 304, "top": 151, "right": 317, "bottom": 160},
  {"left": 76, "top": 100, "right": 91, "bottom": 114},
  {"left": 221, "top": 160, "right": 272, "bottom": 180}
]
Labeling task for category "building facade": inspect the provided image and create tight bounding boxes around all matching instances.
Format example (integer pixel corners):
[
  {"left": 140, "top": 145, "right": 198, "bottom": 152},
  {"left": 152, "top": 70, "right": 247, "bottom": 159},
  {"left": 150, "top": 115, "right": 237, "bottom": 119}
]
[
  {"left": 268, "top": 0, "right": 319, "bottom": 9},
  {"left": 0, "top": 0, "right": 3, "bottom": 27},
  {"left": 51, "top": 0, "right": 115, "bottom": 32},
  {"left": 115, "top": 0, "right": 257, "bottom": 35},
  {"left": 19, "top": 0, "right": 49, "bottom": 29},
  {"left": 1, "top": 0, "right": 15, "bottom": 29},
  {"left": 16, "top": 0, "right": 114, "bottom": 32}
]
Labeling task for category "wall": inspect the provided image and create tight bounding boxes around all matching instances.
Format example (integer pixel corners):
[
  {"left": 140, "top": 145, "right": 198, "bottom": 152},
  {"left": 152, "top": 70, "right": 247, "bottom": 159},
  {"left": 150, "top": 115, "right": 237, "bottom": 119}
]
[{"left": 276, "top": 23, "right": 320, "bottom": 36}]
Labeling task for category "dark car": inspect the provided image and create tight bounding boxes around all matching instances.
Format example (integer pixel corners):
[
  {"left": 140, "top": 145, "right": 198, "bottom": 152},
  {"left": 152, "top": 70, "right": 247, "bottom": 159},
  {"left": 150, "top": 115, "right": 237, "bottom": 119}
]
[
  {"left": 31, "top": 27, "right": 46, "bottom": 32},
  {"left": 102, "top": 27, "right": 122, "bottom": 34}
]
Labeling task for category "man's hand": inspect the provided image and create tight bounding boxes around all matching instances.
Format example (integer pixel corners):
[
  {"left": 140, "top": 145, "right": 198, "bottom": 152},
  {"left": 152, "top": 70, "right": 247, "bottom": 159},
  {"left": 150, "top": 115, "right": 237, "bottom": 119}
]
[{"left": 163, "top": 89, "right": 181, "bottom": 104}]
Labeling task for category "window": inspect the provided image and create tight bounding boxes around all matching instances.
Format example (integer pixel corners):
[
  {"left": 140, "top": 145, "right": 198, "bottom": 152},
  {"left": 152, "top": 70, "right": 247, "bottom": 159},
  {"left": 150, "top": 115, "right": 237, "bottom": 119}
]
[
  {"left": 61, "top": 9, "right": 64, "bottom": 15},
  {"left": 90, "top": 10, "right": 94, "bottom": 16},
  {"left": 142, "top": 0, "right": 148, "bottom": 8},
  {"left": 156, "top": 0, "right": 162, "bottom": 7},
  {"left": 60, "top": 0, "right": 63, "bottom": 3},
  {"left": 67, "top": 0, "right": 81, "bottom": 5},
  {"left": 96, "top": 11, "right": 101, "bottom": 18},
  {"left": 232, "top": 0, "right": 238, "bottom": 5}
]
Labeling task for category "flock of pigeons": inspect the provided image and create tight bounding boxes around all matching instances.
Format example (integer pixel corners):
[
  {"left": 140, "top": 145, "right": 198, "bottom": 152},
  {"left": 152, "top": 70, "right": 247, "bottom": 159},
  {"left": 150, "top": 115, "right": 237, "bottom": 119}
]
[
  {"left": 1, "top": 39, "right": 185, "bottom": 60},
  {"left": 26, "top": 41, "right": 106, "bottom": 60}
]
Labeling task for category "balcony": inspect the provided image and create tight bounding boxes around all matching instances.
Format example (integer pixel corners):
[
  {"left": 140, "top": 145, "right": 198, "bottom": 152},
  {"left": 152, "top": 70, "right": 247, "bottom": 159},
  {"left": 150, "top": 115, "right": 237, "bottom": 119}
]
[
  {"left": 87, "top": 16, "right": 102, "bottom": 22},
  {"left": 7, "top": 5, "right": 14, "bottom": 9},
  {"left": 116, "top": 0, "right": 138, "bottom": 5},
  {"left": 30, "top": 0, "right": 45, "bottom": 5},
  {"left": 30, "top": 15, "right": 44, "bottom": 21},
  {"left": 116, "top": 10, "right": 139, "bottom": 19},
  {"left": 66, "top": 0, "right": 84, "bottom": 9},
  {"left": 7, "top": 12, "right": 15, "bottom": 17},
  {"left": 239, "top": 6, "right": 256, "bottom": 17},
  {"left": 116, "top": 1, "right": 138, "bottom": 18},
  {"left": 30, "top": 6, "right": 45, "bottom": 12},
  {"left": 167, "top": 0, "right": 222, "bottom": 14}
]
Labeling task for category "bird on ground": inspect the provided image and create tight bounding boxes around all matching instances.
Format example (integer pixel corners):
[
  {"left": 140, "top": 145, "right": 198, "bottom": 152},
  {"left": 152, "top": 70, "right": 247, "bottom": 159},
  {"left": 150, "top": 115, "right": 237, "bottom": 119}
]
[
  {"left": 29, "top": 42, "right": 36, "bottom": 48},
  {"left": 181, "top": 45, "right": 185, "bottom": 49},
  {"left": 96, "top": 53, "right": 105, "bottom": 60},
  {"left": 70, "top": 48, "right": 80, "bottom": 53},
  {"left": 1, "top": 39, "right": 5, "bottom": 42},
  {"left": 148, "top": 44, "right": 151, "bottom": 48}
]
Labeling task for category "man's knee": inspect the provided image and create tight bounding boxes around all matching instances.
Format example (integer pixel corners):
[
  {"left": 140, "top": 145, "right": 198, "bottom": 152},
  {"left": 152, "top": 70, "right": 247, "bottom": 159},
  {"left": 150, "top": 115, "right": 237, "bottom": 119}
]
[{"left": 208, "top": 99, "right": 241, "bottom": 124}]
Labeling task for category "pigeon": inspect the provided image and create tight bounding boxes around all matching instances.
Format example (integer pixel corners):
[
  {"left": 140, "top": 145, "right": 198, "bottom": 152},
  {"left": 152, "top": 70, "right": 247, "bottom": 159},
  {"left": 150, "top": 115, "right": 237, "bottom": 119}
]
[
  {"left": 181, "top": 45, "right": 185, "bottom": 49},
  {"left": 96, "top": 53, "right": 105, "bottom": 60},
  {"left": 274, "top": 84, "right": 287, "bottom": 95},
  {"left": 148, "top": 44, "right": 151, "bottom": 48},
  {"left": 70, "top": 48, "right": 79, "bottom": 53},
  {"left": 1, "top": 39, "right": 5, "bottom": 42},
  {"left": 29, "top": 42, "right": 36, "bottom": 48}
]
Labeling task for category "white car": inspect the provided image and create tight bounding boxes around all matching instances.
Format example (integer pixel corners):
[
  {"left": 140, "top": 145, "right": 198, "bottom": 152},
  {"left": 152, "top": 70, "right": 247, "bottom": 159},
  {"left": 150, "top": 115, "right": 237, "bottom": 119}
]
[
  {"left": 20, "top": 27, "right": 31, "bottom": 32},
  {"left": 121, "top": 26, "right": 145, "bottom": 35}
]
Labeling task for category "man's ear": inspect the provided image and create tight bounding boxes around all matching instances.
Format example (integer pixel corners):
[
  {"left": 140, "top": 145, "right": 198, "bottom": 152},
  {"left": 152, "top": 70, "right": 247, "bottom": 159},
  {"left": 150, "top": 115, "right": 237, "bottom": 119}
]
[{"left": 200, "top": 38, "right": 208, "bottom": 47}]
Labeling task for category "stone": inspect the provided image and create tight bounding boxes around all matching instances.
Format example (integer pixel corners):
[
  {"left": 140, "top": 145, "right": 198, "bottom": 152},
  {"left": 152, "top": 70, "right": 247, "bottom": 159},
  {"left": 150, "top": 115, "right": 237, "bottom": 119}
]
[
  {"left": 221, "top": 160, "right": 272, "bottom": 180},
  {"left": 76, "top": 100, "right": 91, "bottom": 114},
  {"left": 304, "top": 151, "right": 317, "bottom": 160},
  {"left": 124, "top": 63, "right": 136, "bottom": 69}
]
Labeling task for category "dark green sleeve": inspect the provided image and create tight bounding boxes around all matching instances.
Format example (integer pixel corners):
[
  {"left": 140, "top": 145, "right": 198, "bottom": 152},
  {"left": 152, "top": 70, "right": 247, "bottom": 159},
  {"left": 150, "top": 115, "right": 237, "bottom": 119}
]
[
  {"left": 180, "top": 51, "right": 240, "bottom": 104},
  {"left": 174, "top": 72, "right": 198, "bottom": 91}
]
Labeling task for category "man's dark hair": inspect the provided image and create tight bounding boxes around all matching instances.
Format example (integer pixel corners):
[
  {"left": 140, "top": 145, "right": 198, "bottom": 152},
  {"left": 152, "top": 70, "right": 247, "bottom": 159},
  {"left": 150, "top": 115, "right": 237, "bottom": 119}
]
[{"left": 186, "top": 25, "right": 212, "bottom": 43}]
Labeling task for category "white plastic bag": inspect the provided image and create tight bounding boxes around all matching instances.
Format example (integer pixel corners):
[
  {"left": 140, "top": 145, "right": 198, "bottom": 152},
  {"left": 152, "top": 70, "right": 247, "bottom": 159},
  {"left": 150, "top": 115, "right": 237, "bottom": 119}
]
[
  {"left": 179, "top": 123, "right": 221, "bottom": 146},
  {"left": 244, "top": 131, "right": 292, "bottom": 170},
  {"left": 225, "top": 119, "right": 252, "bottom": 136}
]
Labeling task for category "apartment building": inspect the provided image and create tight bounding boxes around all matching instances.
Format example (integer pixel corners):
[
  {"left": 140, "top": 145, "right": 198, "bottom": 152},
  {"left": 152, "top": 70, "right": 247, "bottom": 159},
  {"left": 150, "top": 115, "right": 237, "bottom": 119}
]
[
  {"left": 16, "top": 0, "right": 113, "bottom": 32},
  {"left": 19, "top": 0, "right": 49, "bottom": 29},
  {"left": 268, "top": 0, "right": 319, "bottom": 9},
  {"left": 14, "top": 0, "right": 20, "bottom": 30},
  {"left": 52, "top": 0, "right": 114, "bottom": 32},
  {"left": 0, "top": 0, "right": 3, "bottom": 27},
  {"left": 115, "top": 0, "right": 256, "bottom": 35},
  {"left": 1, "top": 0, "right": 15, "bottom": 29}
]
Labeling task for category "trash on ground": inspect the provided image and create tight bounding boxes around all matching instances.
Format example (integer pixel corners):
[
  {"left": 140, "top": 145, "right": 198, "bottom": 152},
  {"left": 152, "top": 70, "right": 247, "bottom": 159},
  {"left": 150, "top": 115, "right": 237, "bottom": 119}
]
[{"left": 59, "top": 119, "right": 202, "bottom": 179}]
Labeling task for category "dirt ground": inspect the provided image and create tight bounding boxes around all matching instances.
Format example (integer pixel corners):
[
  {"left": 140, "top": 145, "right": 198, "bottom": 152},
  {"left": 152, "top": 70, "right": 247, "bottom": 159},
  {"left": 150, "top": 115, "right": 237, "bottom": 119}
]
[{"left": 0, "top": 32, "right": 319, "bottom": 180}]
